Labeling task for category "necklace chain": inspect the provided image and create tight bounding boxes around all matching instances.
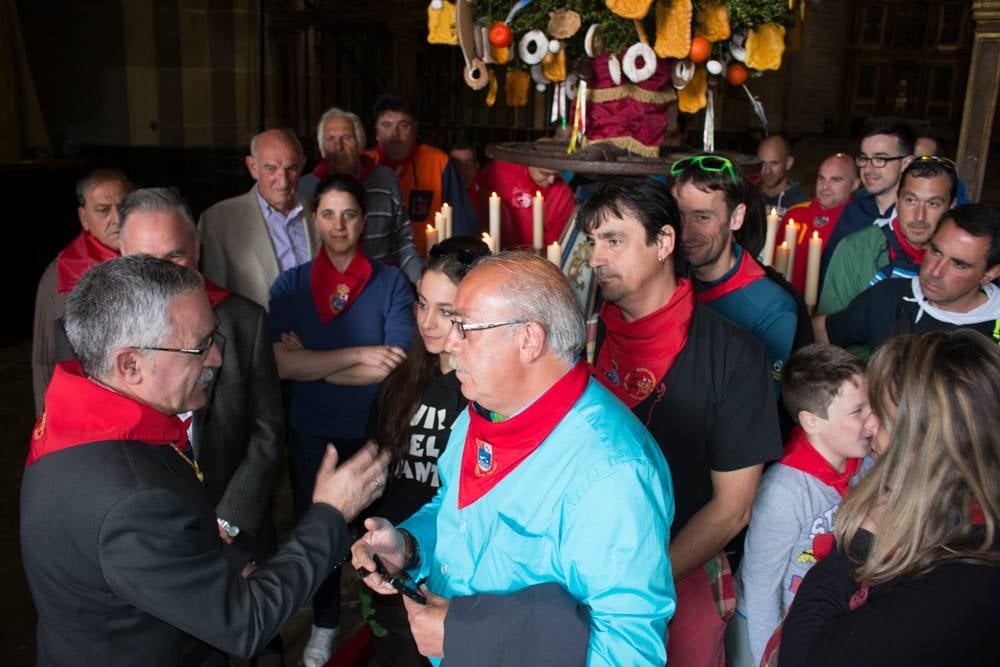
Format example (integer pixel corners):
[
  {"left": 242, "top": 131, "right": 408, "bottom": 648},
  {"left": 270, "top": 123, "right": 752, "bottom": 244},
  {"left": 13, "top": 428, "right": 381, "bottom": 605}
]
[{"left": 170, "top": 442, "right": 204, "bottom": 483}]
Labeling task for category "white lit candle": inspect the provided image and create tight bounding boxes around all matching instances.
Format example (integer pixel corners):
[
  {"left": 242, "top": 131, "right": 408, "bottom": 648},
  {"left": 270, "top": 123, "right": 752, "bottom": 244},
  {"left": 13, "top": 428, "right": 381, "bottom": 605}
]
[
  {"left": 482, "top": 232, "right": 496, "bottom": 254},
  {"left": 783, "top": 219, "right": 798, "bottom": 281},
  {"left": 763, "top": 207, "right": 780, "bottom": 266},
  {"left": 489, "top": 192, "right": 501, "bottom": 249},
  {"left": 805, "top": 231, "right": 823, "bottom": 308},
  {"left": 546, "top": 241, "right": 562, "bottom": 266},
  {"left": 773, "top": 242, "right": 790, "bottom": 275},
  {"left": 533, "top": 190, "right": 544, "bottom": 251},
  {"left": 441, "top": 203, "right": 453, "bottom": 241},
  {"left": 425, "top": 224, "right": 438, "bottom": 257}
]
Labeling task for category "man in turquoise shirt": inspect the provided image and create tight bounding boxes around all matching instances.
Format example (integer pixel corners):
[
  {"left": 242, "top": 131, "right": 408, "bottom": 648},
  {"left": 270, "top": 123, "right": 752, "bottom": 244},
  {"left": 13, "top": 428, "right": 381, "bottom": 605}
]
[{"left": 353, "top": 252, "right": 675, "bottom": 666}]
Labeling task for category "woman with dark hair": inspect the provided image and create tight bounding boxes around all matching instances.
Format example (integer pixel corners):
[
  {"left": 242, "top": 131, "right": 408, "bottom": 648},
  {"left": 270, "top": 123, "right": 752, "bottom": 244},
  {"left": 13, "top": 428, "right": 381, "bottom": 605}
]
[
  {"left": 776, "top": 330, "right": 1000, "bottom": 666},
  {"left": 361, "top": 234, "right": 490, "bottom": 667},
  {"left": 268, "top": 173, "right": 415, "bottom": 667}
]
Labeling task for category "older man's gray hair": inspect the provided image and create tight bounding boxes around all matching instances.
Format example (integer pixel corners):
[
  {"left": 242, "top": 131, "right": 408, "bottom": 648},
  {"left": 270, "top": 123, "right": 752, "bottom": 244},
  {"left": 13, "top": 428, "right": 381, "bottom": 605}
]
[
  {"left": 75, "top": 168, "right": 132, "bottom": 206},
  {"left": 471, "top": 251, "right": 584, "bottom": 364},
  {"left": 118, "top": 187, "right": 197, "bottom": 240},
  {"left": 248, "top": 128, "right": 303, "bottom": 160},
  {"left": 65, "top": 255, "right": 203, "bottom": 380},
  {"left": 315, "top": 107, "right": 366, "bottom": 157}
]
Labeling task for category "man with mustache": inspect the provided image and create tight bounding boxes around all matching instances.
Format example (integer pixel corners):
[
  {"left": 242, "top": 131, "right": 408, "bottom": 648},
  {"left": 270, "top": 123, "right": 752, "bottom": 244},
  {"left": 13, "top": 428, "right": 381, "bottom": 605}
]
[
  {"left": 814, "top": 204, "right": 1000, "bottom": 349},
  {"left": 21, "top": 254, "right": 389, "bottom": 666},
  {"left": 819, "top": 157, "right": 956, "bottom": 315},
  {"left": 299, "top": 106, "right": 423, "bottom": 284},
  {"left": 200, "top": 129, "right": 319, "bottom": 309},
  {"left": 821, "top": 117, "right": 915, "bottom": 272},
  {"left": 364, "top": 94, "right": 477, "bottom": 251},
  {"left": 119, "top": 188, "right": 284, "bottom": 562},
  {"left": 32, "top": 168, "right": 133, "bottom": 415},
  {"left": 581, "top": 178, "right": 782, "bottom": 666}
]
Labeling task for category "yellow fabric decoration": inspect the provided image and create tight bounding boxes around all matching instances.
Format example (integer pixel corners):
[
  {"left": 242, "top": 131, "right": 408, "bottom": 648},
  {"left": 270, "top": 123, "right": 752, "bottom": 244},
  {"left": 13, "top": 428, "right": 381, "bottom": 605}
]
[
  {"left": 745, "top": 23, "right": 786, "bottom": 71},
  {"left": 606, "top": 0, "right": 654, "bottom": 20},
  {"left": 677, "top": 66, "right": 708, "bottom": 113},
  {"left": 542, "top": 49, "right": 567, "bottom": 82},
  {"left": 696, "top": 2, "right": 730, "bottom": 42},
  {"left": 505, "top": 69, "right": 531, "bottom": 107},
  {"left": 427, "top": 1, "right": 458, "bottom": 45},
  {"left": 491, "top": 44, "right": 511, "bottom": 64},
  {"left": 653, "top": 0, "right": 692, "bottom": 59},
  {"left": 486, "top": 68, "right": 498, "bottom": 107}
]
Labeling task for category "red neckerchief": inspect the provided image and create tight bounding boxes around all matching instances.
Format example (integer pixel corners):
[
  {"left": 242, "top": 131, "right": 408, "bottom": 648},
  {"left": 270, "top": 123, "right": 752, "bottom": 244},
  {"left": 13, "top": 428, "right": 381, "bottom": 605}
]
[
  {"left": 27, "top": 360, "right": 190, "bottom": 467},
  {"left": 888, "top": 217, "right": 926, "bottom": 265},
  {"left": 374, "top": 142, "right": 419, "bottom": 171},
  {"left": 310, "top": 248, "right": 373, "bottom": 324},
  {"left": 56, "top": 231, "right": 119, "bottom": 294},
  {"left": 310, "top": 153, "right": 376, "bottom": 184},
  {"left": 203, "top": 277, "right": 230, "bottom": 309},
  {"left": 781, "top": 426, "right": 861, "bottom": 498},
  {"left": 695, "top": 246, "right": 765, "bottom": 303},
  {"left": 593, "top": 279, "right": 695, "bottom": 408},
  {"left": 458, "top": 361, "right": 589, "bottom": 509}
]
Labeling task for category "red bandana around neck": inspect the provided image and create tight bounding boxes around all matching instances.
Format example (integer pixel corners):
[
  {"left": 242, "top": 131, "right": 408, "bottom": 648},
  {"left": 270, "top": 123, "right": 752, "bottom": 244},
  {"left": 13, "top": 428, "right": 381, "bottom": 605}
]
[
  {"left": 56, "top": 231, "right": 119, "bottom": 293},
  {"left": 203, "top": 277, "right": 230, "bottom": 309},
  {"left": 310, "top": 248, "right": 373, "bottom": 324},
  {"left": 374, "top": 143, "right": 419, "bottom": 171},
  {"left": 458, "top": 361, "right": 589, "bottom": 509},
  {"left": 27, "top": 361, "right": 190, "bottom": 467},
  {"left": 593, "top": 279, "right": 695, "bottom": 407},
  {"left": 310, "top": 153, "right": 376, "bottom": 184},
  {"left": 888, "top": 217, "right": 926, "bottom": 265},
  {"left": 695, "top": 246, "right": 766, "bottom": 303},
  {"left": 780, "top": 426, "right": 861, "bottom": 498}
]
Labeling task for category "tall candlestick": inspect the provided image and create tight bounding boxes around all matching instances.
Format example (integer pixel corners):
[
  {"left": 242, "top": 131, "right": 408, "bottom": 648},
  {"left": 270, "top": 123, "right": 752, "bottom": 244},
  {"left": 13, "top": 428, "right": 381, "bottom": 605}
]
[
  {"left": 546, "top": 241, "right": 562, "bottom": 266},
  {"left": 763, "top": 207, "right": 780, "bottom": 266},
  {"left": 482, "top": 232, "right": 496, "bottom": 254},
  {"left": 434, "top": 212, "right": 444, "bottom": 243},
  {"left": 804, "top": 231, "right": 823, "bottom": 308},
  {"left": 783, "top": 219, "right": 798, "bottom": 281},
  {"left": 489, "top": 192, "right": 501, "bottom": 249},
  {"left": 441, "top": 203, "right": 453, "bottom": 241},
  {"left": 425, "top": 224, "right": 438, "bottom": 257},
  {"left": 773, "top": 242, "right": 790, "bottom": 275},
  {"left": 533, "top": 190, "right": 544, "bottom": 251}
]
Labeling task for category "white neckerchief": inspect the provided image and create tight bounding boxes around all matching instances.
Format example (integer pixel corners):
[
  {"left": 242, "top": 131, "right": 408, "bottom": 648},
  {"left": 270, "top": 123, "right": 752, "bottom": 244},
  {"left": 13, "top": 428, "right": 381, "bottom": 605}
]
[{"left": 905, "top": 276, "right": 1000, "bottom": 324}]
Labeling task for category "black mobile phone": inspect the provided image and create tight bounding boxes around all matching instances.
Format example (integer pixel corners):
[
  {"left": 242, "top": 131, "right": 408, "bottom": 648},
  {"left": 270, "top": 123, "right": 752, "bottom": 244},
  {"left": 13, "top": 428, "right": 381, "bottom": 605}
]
[{"left": 372, "top": 554, "right": 428, "bottom": 605}]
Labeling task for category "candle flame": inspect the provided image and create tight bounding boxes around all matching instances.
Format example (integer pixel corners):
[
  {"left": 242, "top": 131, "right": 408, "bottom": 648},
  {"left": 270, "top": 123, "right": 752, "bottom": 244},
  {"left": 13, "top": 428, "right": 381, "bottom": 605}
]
[
  {"left": 779, "top": 242, "right": 789, "bottom": 249},
  {"left": 536, "top": 190, "right": 542, "bottom": 198},
  {"left": 482, "top": 232, "right": 491, "bottom": 241},
  {"left": 426, "top": 224, "right": 435, "bottom": 232},
  {"left": 812, "top": 231, "right": 820, "bottom": 239},
  {"left": 491, "top": 192, "right": 499, "bottom": 198},
  {"left": 771, "top": 207, "right": 777, "bottom": 216}
]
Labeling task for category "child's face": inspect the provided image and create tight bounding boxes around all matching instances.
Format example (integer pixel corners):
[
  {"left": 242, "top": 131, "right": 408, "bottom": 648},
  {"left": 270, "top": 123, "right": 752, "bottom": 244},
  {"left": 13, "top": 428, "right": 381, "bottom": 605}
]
[{"left": 816, "top": 376, "right": 878, "bottom": 461}]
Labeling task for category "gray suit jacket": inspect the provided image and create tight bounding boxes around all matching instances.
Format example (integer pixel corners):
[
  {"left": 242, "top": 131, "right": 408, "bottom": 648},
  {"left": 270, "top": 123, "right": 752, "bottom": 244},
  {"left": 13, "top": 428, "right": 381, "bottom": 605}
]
[{"left": 198, "top": 187, "right": 319, "bottom": 309}]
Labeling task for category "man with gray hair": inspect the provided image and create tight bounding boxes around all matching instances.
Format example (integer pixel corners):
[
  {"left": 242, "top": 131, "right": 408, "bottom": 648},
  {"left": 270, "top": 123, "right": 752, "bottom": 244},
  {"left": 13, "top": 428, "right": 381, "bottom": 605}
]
[
  {"left": 200, "top": 128, "right": 319, "bottom": 308},
  {"left": 299, "top": 106, "right": 423, "bottom": 284},
  {"left": 353, "top": 251, "right": 676, "bottom": 665},
  {"left": 119, "top": 187, "right": 283, "bottom": 562},
  {"left": 21, "top": 254, "right": 389, "bottom": 666}
]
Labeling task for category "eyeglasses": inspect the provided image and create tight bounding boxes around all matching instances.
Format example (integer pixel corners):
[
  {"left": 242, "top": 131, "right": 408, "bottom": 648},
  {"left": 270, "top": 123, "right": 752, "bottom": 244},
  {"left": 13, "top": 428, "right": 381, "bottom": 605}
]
[
  {"left": 135, "top": 331, "right": 221, "bottom": 357},
  {"left": 449, "top": 319, "right": 526, "bottom": 340},
  {"left": 855, "top": 154, "right": 908, "bottom": 168},
  {"left": 912, "top": 154, "right": 957, "bottom": 171},
  {"left": 670, "top": 155, "right": 738, "bottom": 185}
]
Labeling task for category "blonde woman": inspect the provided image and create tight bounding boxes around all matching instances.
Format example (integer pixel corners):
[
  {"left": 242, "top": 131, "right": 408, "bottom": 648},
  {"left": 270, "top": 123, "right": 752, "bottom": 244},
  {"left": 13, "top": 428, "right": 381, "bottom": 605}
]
[{"left": 779, "top": 330, "right": 1000, "bottom": 665}]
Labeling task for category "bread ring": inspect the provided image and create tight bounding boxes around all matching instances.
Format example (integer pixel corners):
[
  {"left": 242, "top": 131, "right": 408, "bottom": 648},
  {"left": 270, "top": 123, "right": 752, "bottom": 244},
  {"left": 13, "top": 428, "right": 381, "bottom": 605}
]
[
  {"left": 519, "top": 29, "right": 549, "bottom": 65},
  {"left": 463, "top": 57, "right": 490, "bottom": 90},
  {"left": 584, "top": 24, "right": 604, "bottom": 57},
  {"left": 608, "top": 53, "right": 622, "bottom": 85},
  {"left": 622, "top": 42, "right": 657, "bottom": 83}
]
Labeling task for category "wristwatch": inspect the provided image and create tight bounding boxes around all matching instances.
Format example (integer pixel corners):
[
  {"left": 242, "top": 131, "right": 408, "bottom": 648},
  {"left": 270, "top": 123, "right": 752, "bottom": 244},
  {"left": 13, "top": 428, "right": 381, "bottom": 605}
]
[
  {"left": 400, "top": 528, "right": 421, "bottom": 570},
  {"left": 217, "top": 518, "right": 240, "bottom": 539}
]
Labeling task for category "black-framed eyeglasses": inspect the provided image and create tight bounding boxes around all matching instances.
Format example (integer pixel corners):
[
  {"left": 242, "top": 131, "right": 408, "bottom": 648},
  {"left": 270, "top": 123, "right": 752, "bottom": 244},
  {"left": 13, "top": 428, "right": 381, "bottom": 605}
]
[
  {"left": 670, "top": 155, "right": 738, "bottom": 185},
  {"left": 912, "top": 154, "right": 957, "bottom": 171},
  {"left": 135, "top": 331, "right": 221, "bottom": 357},
  {"left": 449, "top": 319, "right": 526, "bottom": 340},
  {"left": 429, "top": 244, "right": 488, "bottom": 267},
  {"left": 855, "top": 154, "right": 908, "bottom": 168}
]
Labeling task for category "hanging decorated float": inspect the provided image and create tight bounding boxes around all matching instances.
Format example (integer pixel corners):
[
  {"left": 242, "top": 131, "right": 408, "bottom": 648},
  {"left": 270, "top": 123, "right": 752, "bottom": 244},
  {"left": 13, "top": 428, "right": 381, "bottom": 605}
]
[{"left": 426, "top": 0, "right": 805, "bottom": 159}]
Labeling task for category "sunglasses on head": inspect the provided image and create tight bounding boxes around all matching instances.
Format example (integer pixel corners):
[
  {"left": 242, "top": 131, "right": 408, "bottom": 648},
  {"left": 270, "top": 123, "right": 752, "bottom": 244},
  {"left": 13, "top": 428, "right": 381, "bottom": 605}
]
[
  {"left": 428, "top": 244, "right": 486, "bottom": 267},
  {"left": 912, "top": 154, "right": 957, "bottom": 171},
  {"left": 670, "top": 155, "right": 739, "bottom": 185}
]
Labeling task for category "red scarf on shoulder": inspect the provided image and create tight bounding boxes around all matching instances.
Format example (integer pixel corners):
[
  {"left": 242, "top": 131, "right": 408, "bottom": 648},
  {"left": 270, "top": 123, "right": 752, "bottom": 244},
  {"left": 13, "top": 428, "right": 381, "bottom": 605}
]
[
  {"left": 459, "top": 361, "right": 589, "bottom": 509},
  {"left": 780, "top": 426, "right": 861, "bottom": 498},
  {"left": 203, "top": 277, "right": 230, "bottom": 309},
  {"left": 310, "top": 154, "right": 376, "bottom": 184},
  {"left": 310, "top": 249, "right": 373, "bottom": 324},
  {"left": 888, "top": 218, "right": 926, "bottom": 265},
  {"left": 593, "top": 279, "right": 695, "bottom": 407},
  {"left": 27, "top": 361, "right": 190, "bottom": 467},
  {"left": 695, "top": 246, "right": 765, "bottom": 303},
  {"left": 56, "top": 231, "right": 119, "bottom": 293}
]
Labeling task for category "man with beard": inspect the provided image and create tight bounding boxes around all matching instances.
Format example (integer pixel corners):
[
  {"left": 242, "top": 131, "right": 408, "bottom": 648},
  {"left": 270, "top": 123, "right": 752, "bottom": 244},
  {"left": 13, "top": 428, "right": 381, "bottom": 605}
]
[
  {"left": 299, "top": 107, "right": 423, "bottom": 284},
  {"left": 819, "top": 157, "right": 956, "bottom": 315},
  {"left": 672, "top": 156, "right": 798, "bottom": 394},
  {"left": 32, "top": 168, "right": 133, "bottom": 415},
  {"left": 821, "top": 117, "right": 915, "bottom": 271},
  {"left": 364, "top": 94, "right": 477, "bottom": 250},
  {"left": 814, "top": 204, "right": 1000, "bottom": 350},
  {"left": 581, "top": 178, "right": 781, "bottom": 666},
  {"left": 779, "top": 153, "right": 859, "bottom": 293},
  {"left": 756, "top": 135, "right": 809, "bottom": 218},
  {"left": 119, "top": 188, "right": 284, "bottom": 562}
]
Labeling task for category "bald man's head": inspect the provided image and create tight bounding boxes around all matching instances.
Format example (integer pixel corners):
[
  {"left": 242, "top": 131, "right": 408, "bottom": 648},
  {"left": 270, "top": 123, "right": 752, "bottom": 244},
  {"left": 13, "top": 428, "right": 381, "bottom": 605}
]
[
  {"left": 757, "top": 135, "right": 794, "bottom": 194},
  {"left": 245, "top": 129, "right": 305, "bottom": 214},
  {"left": 816, "top": 153, "right": 859, "bottom": 209}
]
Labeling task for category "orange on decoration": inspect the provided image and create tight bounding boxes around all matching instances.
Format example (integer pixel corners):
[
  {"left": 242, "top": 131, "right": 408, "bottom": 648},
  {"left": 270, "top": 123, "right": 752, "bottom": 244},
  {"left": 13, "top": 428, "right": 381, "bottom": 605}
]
[
  {"left": 489, "top": 22, "right": 513, "bottom": 48},
  {"left": 688, "top": 35, "right": 711, "bottom": 62},
  {"left": 726, "top": 62, "right": 748, "bottom": 86}
]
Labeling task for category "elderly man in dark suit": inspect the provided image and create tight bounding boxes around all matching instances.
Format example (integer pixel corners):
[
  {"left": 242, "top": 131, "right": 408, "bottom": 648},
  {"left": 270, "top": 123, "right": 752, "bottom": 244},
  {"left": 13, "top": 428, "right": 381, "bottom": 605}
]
[
  {"left": 117, "top": 188, "right": 283, "bottom": 559},
  {"left": 21, "top": 254, "right": 389, "bottom": 666}
]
